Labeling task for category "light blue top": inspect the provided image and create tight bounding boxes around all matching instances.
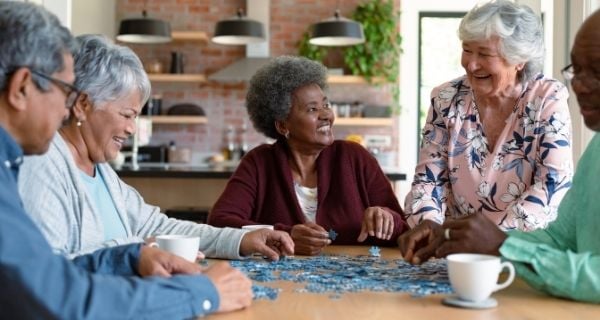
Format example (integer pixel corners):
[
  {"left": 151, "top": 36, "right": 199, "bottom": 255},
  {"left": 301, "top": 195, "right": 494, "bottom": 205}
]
[
  {"left": 19, "top": 133, "right": 247, "bottom": 259},
  {"left": 79, "top": 168, "right": 127, "bottom": 241}
]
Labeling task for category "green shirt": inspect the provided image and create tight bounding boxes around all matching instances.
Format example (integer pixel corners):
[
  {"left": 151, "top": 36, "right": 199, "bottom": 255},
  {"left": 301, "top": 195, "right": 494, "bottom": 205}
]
[{"left": 500, "top": 133, "right": 600, "bottom": 303}]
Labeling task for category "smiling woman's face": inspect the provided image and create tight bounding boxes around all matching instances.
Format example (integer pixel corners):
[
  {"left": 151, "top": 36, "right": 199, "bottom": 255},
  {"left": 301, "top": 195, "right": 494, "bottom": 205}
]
[
  {"left": 461, "top": 37, "right": 521, "bottom": 99},
  {"left": 283, "top": 83, "right": 335, "bottom": 150},
  {"left": 81, "top": 90, "right": 142, "bottom": 163}
]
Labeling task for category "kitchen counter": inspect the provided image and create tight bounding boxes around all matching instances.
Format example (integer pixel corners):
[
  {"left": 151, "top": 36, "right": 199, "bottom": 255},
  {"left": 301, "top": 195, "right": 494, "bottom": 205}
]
[
  {"left": 116, "top": 163, "right": 407, "bottom": 181},
  {"left": 116, "top": 163, "right": 406, "bottom": 211}
]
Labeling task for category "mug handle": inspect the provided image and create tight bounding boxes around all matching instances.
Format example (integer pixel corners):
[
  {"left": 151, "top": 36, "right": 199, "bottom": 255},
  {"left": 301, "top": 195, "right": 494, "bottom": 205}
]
[{"left": 494, "top": 261, "right": 516, "bottom": 292}]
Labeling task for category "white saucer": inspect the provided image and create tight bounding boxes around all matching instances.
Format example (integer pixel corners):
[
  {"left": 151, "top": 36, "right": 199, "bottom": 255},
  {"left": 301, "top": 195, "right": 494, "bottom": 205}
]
[{"left": 442, "top": 295, "right": 498, "bottom": 309}]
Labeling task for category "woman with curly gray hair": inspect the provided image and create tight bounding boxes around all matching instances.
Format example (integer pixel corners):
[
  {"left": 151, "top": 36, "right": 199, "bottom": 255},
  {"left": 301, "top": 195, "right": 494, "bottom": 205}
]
[
  {"left": 399, "top": 0, "right": 573, "bottom": 264},
  {"left": 209, "top": 56, "right": 409, "bottom": 255}
]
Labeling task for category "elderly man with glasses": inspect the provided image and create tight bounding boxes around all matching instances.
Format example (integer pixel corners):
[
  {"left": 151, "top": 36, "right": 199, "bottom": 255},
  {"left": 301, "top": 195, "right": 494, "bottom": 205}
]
[
  {"left": 400, "top": 9, "right": 600, "bottom": 304},
  {"left": 0, "top": 2, "right": 256, "bottom": 318}
]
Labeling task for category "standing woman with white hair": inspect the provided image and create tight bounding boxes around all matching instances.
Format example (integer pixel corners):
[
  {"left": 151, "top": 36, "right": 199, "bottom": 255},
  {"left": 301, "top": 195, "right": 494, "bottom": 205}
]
[
  {"left": 399, "top": 0, "right": 573, "bottom": 262},
  {"left": 18, "top": 34, "right": 294, "bottom": 261}
]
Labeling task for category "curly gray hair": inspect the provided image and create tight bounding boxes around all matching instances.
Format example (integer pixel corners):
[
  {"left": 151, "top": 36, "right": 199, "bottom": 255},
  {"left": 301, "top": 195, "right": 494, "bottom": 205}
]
[
  {"left": 0, "top": 2, "right": 75, "bottom": 92},
  {"left": 459, "top": 0, "right": 544, "bottom": 84},
  {"left": 73, "top": 34, "right": 150, "bottom": 109},
  {"left": 246, "top": 55, "right": 328, "bottom": 139}
]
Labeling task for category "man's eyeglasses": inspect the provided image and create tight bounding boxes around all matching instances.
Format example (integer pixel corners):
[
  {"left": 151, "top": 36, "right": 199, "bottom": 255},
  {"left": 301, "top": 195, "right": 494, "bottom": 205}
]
[
  {"left": 30, "top": 69, "right": 81, "bottom": 109},
  {"left": 561, "top": 64, "right": 600, "bottom": 91}
]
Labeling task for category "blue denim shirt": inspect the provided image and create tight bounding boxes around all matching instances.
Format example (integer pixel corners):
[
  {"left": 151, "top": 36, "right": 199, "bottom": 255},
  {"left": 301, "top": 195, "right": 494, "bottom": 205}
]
[{"left": 0, "top": 126, "right": 219, "bottom": 319}]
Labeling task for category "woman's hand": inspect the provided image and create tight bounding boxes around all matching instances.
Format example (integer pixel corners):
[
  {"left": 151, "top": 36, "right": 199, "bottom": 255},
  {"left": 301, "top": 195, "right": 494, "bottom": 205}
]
[
  {"left": 203, "top": 262, "right": 253, "bottom": 313},
  {"left": 397, "top": 220, "right": 444, "bottom": 264},
  {"left": 239, "top": 229, "right": 295, "bottom": 260},
  {"left": 290, "top": 222, "right": 331, "bottom": 255},
  {"left": 357, "top": 206, "right": 395, "bottom": 242}
]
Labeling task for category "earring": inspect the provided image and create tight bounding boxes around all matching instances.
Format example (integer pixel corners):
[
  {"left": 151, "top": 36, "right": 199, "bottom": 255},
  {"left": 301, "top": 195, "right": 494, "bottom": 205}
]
[{"left": 76, "top": 120, "right": 82, "bottom": 127}]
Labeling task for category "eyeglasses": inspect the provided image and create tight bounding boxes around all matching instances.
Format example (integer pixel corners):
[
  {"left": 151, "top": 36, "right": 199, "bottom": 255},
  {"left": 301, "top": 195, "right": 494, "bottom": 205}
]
[
  {"left": 561, "top": 64, "right": 600, "bottom": 91},
  {"left": 29, "top": 69, "right": 81, "bottom": 109}
]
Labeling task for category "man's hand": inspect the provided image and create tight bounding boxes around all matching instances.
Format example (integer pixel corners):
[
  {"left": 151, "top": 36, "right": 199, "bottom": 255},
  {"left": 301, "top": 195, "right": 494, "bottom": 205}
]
[
  {"left": 204, "top": 262, "right": 253, "bottom": 313},
  {"left": 357, "top": 206, "right": 395, "bottom": 242},
  {"left": 137, "top": 245, "right": 202, "bottom": 277},
  {"left": 397, "top": 220, "right": 443, "bottom": 264},
  {"left": 239, "top": 229, "right": 295, "bottom": 260},
  {"left": 290, "top": 222, "right": 331, "bottom": 255},
  {"left": 436, "top": 214, "right": 507, "bottom": 257}
]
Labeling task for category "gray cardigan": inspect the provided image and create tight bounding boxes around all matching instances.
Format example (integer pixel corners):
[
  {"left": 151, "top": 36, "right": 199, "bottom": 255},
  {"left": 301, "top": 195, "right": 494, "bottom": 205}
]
[{"left": 18, "top": 133, "right": 247, "bottom": 259}]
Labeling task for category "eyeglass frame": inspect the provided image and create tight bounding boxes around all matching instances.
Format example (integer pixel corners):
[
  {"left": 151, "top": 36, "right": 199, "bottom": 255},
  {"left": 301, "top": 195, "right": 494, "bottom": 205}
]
[
  {"left": 561, "top": 63, "right": 600, "bottom": 91},
  {"left": 28, "top": 69, "right": 81, "bottom": 109}
]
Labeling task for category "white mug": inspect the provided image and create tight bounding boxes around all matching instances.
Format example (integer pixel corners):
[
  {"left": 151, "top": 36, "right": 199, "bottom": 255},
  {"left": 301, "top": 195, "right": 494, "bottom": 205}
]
[
  {"left": 148, "top": 235, "right": 200, "bottom": 262},
  {"left": 241, "top": 224, "right": 274, "bottom": 231},
  {"left": 447, "top": 253, "right": 515, "bottom": 302}
]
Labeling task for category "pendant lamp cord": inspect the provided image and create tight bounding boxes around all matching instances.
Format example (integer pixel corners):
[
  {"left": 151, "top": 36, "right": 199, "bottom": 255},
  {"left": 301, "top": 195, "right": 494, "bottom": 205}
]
[
  {"left": 334, "top": 0, "right": 341, "bottom": 19},
  {"left": 142, "top": 0, "right": 148, "bottom": 17}
]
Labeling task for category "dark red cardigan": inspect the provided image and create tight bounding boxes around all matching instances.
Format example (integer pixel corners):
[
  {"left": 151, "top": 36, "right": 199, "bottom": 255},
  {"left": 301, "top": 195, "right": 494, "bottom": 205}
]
[{"left": 208, "top": 140, "right": 408, "bottom": 246}]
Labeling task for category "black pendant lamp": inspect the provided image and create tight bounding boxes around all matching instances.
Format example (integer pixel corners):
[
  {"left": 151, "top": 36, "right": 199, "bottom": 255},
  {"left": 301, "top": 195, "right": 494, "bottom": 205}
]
[
  {"left": 309, "top": 9, "right": 365, "bottom": 47},
  {"left": 116, "top": 9, "right": 171, "bottom": 44},
  {"left": 212, "top": 8, "right": 265, "bottom": 45}
]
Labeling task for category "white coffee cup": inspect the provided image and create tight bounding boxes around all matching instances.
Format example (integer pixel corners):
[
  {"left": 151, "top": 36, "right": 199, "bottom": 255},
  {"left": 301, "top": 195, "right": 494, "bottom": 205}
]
[
  {"left": 241, "top": 224, "right": 274, "bottom": 231},
  {"left": 148, "top": 235, "right": 200, "bottom": 262},
  {"left": 447, "top": 253, "right": 515, "bottom": 302}
]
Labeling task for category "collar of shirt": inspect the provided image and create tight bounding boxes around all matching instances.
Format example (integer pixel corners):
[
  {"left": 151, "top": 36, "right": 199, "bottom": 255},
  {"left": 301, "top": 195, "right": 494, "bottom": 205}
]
[{"left": 0, "top": 125, "right": 24, "bottom": 176}]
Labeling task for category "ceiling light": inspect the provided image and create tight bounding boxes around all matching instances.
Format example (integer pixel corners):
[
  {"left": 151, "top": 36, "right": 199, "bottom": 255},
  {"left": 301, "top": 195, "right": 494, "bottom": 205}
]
[
  {"left": 212, "top": 8, "right": 265, "bottom": 45},
  {"left": 309, "top": 9, "right": 365, "bottom": 47},
  {"left": 116, "top": 10, "right": 171, "bottom": 44}
]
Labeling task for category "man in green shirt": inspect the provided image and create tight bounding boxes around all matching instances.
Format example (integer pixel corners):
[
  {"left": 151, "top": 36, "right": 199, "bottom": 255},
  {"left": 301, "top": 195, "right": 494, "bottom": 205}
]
[{"left": 399, "top": 9, "right": 600, "bottom": 303}]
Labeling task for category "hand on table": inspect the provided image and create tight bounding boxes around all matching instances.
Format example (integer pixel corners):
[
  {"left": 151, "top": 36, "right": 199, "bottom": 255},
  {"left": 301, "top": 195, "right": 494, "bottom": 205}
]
[
  {"left": 290, "top": 222, "right": 331, "bottom": 255},
  {"left": 397, "top": 220, "right": 443, "bottom": 264},
  {"left": 436, "top": 213, "right": 507, "bottom": 257},
  {"left": 239, "top": 229, "right": 295, "bottom": 261},
  {"left": 204, "top": 262, "right": 253, "bottom": 313},
  {"left": 357, "top": 206, "right": 396, "bottom": 242},
  {"left": 137, "top": 245, "right": 202, "bottom": 277}
]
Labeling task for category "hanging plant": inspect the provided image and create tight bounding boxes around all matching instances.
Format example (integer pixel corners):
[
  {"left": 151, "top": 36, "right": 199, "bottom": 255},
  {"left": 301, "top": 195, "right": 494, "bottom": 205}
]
[{"left": 344, "top": 0, "right": 401, "bottom": 83}]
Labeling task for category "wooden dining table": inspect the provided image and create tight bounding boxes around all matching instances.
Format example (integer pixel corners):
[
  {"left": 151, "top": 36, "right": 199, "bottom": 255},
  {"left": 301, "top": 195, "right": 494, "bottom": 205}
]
[{"left": 205, "top": 245, "right": 600, "bottom": 320}]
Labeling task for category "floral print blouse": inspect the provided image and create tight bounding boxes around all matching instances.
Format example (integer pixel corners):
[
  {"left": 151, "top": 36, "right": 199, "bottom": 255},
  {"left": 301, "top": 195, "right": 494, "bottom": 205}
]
[{"left": 405, "top": 74, "right": 573, "bottom": 231}]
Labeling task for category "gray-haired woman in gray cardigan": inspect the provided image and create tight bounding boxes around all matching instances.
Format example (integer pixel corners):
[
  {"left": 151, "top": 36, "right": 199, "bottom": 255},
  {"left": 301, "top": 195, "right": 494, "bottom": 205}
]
[{"left": 18, "top": 34, "right": 293, "bottom": 260}]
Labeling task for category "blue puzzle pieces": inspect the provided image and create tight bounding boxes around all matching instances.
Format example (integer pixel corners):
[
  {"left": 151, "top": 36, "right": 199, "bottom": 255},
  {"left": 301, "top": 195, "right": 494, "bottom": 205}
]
[{"left": 328, "top": 229, "right": 338, "bottom": 241}]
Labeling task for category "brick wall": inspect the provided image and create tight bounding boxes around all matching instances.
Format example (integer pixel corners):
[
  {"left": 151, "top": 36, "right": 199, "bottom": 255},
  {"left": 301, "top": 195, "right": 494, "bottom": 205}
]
[{"left": 117, "top": 0, "right": 399, "bottom": 163}]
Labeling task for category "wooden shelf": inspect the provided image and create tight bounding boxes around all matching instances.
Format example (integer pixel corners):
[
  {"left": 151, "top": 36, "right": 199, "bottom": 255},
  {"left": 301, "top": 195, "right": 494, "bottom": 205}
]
[
  {"left": 147, "top": 73, "right": 207, "bottom": 83},
  {"left": 327, "top": 75, "right": 386, "bottom": 84},
  {"left": 171, "top": 31, "right": 208, "bottom": 43},
  {"left": 142, "top": 116, "right": 207, "bottom": 124},
  {"left": 334, "top": 118, "right": 393, "bottom": 126}
]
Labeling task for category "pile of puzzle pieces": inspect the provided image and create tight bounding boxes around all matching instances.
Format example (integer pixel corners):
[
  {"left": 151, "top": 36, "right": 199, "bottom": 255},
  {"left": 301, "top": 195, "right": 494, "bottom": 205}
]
[{"left": 230, "top": 248, "right": 452, "bottom": 301}]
